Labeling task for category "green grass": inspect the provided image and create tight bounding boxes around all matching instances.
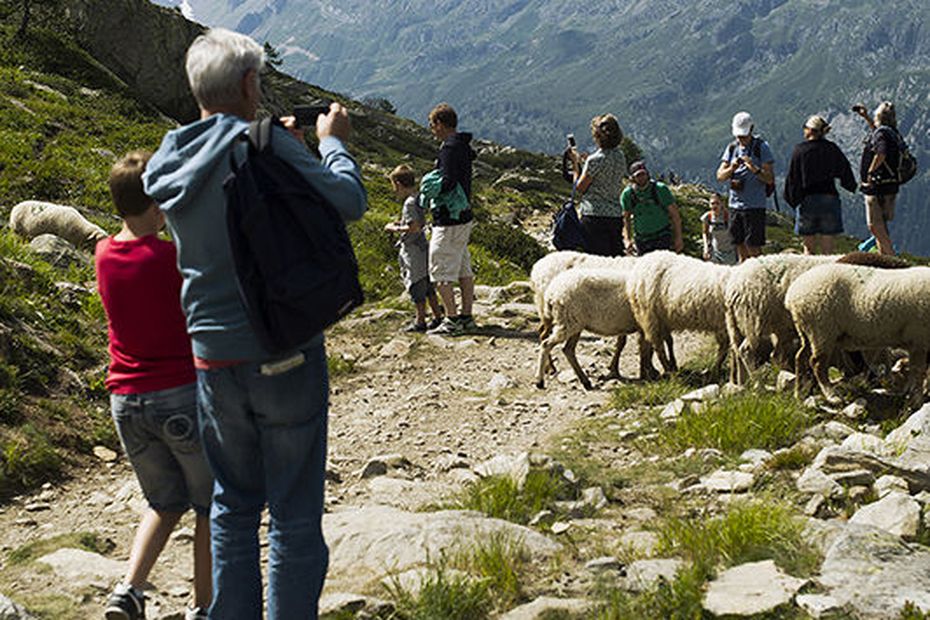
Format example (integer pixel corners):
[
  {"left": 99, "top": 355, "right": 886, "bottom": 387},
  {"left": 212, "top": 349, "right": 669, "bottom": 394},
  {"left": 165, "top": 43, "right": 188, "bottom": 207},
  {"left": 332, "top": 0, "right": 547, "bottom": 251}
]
[
  {"left": 608, "top": 376, "right": 693, "bottom": 410},
  {"left": 1, "top": 424, "right": 62, "bottom": 496},
  {"left": 900, "top": 601, "right": 930, "bottom": 619},
  {"left": 455, "top": 469, "right": 576, "bottom": 525},
  {"left": 452, "top": 533, "right": 531, "bottom": 610},
  {"left": 658, "top": 390, "right": 815, "bottom": 456},
  {"left": 766, "top": 444, "right": 816, "bottom": 471},
  {"left": 384, "top": 562, "right": 491, "bottom": 620},
  {"left": 7, "top": 531, "right": 114, "bottom": 565},
  {"left": 657, "top": 500, "right": 821, "bottom": 578}
]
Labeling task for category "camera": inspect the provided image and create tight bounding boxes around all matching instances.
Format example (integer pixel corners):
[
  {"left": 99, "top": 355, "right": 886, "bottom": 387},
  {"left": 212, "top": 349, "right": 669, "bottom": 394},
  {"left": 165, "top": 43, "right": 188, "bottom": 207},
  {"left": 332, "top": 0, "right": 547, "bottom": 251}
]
[
  {"left": 851, "top": 104, "right": 867, "bottom": 115},
  {"left": 566, "top": 133, "right": 576, "bottom": 148},
  {"left": 293, "top": 101, "right": 332, "bottom": 128}
]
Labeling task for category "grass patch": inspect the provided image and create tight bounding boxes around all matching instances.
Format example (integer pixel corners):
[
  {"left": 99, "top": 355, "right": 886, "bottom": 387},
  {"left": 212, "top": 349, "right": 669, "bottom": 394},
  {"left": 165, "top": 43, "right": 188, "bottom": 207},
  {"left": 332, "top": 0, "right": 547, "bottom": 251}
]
[
  {"left": 385, "top": 562, "right": 491, "bottom": 620},
  {"left": 327, "top": 353, "right": 357, "bottom": 378},
  {"left": 455, "top": 469, "right": 576, "bottom": 525},
  {"left": 7, "top": 531, "right": 113, "bottom": 565},
  {"left": 608, "top": 376, "right": 693, "bottom": 410},
  {"left": 657, "top": 500, "right": 820, "bottom": 577},
  {"left": 594, "top": 563, "right": 706, "bottom": 620},
  {"left": 766, "top": 444, "right": 816, "bottom": 471},
  {"left": 0, "top": 424, "right": 62, "bottom": 497},
  {"left": 658, "top": 390, "right": 815, "bottom": 456},
  {"left": 452, "top": 532, "right": 531, "bottom": 610}
]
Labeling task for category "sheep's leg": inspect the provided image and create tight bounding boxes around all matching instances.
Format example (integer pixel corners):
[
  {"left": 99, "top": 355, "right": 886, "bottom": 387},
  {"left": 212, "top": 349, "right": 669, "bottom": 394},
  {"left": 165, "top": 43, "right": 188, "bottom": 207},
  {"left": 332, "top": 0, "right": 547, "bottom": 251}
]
[
  {"left": 600, "top": 334, "right": 627, "bottom": 382},
  {"left": 810, "top": 341, "right": 840, "bottom": 404},
  {"left": 536, "top": 326, "right": 565, "bottom": 389},
  {"left": 648, "top": 328, "right": 675, "bottom": 374},
  {"left": 772, "top": 329, "right": 799, "bottom": 369},
  {"left": 538, "top": 319, "right": 558, "bottom": 375},
  {"left": 713, "top": 332, "right": 729, "bottom": 378},
  {"left": 794, "top": 333, "right": 813, "bottom": 399},
  {"left": 905, "top": 347, "right": 928, "bottom": 410},
  {"left": 638, "top": 332, "right": 659, "bottom": 380},
  {"left": 562, "top": 333, "right": 593, "bottom": 390},
  {"left": 664, "top": 334, "right": 678, "bottom": 372}
]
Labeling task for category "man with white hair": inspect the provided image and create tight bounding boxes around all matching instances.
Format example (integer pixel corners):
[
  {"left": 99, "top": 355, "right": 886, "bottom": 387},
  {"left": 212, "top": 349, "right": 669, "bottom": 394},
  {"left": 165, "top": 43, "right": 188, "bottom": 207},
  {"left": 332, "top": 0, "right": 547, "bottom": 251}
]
[
  {"left": 716, "top": 111, "right": 775, "bottom": 261},
  {"left": 143, "top": 28, "right": 367, "bottom": 619}
]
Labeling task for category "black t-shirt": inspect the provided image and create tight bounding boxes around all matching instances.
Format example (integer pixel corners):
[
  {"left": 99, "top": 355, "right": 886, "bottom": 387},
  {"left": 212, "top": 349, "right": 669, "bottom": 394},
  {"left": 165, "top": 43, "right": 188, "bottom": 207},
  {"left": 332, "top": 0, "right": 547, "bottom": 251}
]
[{"left": 859, "top": 126, "right": 901, "bottom": 196}]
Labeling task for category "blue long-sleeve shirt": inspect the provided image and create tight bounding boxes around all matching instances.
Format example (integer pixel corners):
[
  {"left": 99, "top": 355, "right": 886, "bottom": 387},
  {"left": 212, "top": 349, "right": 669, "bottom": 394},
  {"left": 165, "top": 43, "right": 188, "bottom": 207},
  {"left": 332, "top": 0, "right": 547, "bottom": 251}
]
[{"left": 144, "top": 114, "right": 367, "bottom": 361}]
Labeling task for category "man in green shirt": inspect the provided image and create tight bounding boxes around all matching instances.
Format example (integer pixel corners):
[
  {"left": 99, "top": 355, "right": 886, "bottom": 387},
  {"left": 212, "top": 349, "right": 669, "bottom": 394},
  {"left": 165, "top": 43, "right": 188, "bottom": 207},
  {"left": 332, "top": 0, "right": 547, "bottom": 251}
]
[{"left": 621, "top": 161, "right": 684, "bottom": 255}]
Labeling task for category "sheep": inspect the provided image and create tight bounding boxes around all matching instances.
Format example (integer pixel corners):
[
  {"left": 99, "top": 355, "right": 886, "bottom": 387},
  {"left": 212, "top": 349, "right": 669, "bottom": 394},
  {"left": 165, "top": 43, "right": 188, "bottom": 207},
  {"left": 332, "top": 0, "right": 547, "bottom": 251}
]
[
  {"left": 726, "top": 252, "right": 913, "bottom": 386},
  {"left": 9, "top": 200, "right": 108, "bottom": 251},
  {"left": 530, "top": 251, "right": 671, "bottom": 378},
  {"left": 724, "top": 253, "right": 837, "bottom": 385},
  {"left": 625, "top": 250, "right": 731, "bottom": 376},
  {"left": 536, "top": 267, "right": 653, "bottom": 390},
  {"left": 785, "top": 263, "right": 930, "bottom": 407}
]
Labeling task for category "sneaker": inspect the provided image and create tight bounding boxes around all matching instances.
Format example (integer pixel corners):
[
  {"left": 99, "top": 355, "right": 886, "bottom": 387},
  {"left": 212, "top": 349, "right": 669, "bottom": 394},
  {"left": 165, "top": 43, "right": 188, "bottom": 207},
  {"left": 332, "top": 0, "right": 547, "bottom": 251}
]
[
  {"left": 458, "top": 314, "right": 478, "bottom": 331},
  {"left": 184, "top": 606, "right": 209, "bottom": 620},
  {"left": 104, "top": 583, "right": 145, "bottom": 620},
  {"left": 427, "top": 316, "right": 463, "bottom": 336},
  {"left": 404, "top": 321, "right": 428, "bottom": 333},
  {"left": 427, "top": 316, "right": 444, "bottom": 331}
]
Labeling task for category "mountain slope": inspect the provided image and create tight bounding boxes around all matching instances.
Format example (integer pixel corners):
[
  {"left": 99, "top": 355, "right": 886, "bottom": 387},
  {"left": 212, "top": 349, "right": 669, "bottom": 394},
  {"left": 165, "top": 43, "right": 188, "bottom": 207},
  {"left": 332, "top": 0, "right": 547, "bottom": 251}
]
[{"left": 153, "top": 0, "right": 930, "bottom": 255}]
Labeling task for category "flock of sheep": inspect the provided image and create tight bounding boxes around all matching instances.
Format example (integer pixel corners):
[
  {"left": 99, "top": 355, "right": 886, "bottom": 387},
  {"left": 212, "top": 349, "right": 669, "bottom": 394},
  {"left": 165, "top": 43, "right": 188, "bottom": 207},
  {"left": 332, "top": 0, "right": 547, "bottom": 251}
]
[{"left": 531, "top": 249, "right": 930, "bottom": 408}]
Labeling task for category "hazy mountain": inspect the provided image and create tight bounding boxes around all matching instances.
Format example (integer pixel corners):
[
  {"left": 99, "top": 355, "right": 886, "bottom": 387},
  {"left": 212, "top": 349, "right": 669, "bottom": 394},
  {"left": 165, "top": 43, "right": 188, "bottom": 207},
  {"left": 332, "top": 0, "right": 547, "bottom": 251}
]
[{"left": 151, "top": 0, "right": 930, "bottom": 254}]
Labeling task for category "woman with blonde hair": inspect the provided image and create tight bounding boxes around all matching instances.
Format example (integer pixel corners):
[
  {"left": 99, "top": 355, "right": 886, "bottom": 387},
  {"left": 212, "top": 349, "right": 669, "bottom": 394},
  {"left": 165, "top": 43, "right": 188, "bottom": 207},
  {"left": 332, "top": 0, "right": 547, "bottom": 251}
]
[
  {"left": 567, "top": 113, "right": 627, "bottom": 256},
  {"left": 783, "top": 114, "right": 856, "bottom": 254},
  {"left": 853, "top": 100, "right": 903, "bottom": 255}
]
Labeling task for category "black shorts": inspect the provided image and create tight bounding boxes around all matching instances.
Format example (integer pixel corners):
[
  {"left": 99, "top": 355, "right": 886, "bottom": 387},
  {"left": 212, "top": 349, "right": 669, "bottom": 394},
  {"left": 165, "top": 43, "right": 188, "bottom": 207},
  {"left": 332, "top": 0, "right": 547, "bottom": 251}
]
[
  {"left": 579, "top": 215, "right": 624, "bottom": 257},
  {"left": 635, "top": 233, "right": 672, "bottom": 256},
  {"left": 729, "top": 209, "right": 766, "bottom": 248}
]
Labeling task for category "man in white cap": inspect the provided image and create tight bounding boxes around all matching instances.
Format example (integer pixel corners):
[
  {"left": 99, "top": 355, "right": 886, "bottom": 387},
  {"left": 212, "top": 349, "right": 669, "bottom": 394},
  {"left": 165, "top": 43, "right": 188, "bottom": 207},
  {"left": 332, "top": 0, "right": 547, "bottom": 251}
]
[{"left": 716, "top": 111, "right": 775, "bottom": 261}]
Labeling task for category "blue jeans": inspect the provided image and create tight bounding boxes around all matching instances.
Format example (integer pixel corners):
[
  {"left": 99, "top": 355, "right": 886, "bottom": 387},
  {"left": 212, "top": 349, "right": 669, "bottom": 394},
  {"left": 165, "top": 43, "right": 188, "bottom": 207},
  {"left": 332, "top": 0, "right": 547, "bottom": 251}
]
[{"left": 197, "top": 340, "right": 329, "bottom": 620}]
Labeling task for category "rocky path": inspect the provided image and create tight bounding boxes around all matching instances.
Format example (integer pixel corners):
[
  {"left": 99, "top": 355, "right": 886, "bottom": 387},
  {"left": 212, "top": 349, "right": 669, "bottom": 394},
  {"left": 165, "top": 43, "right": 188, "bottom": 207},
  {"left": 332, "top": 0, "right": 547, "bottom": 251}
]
[{"left": 0, "top": 282, "right": 707, "bottom": 618}]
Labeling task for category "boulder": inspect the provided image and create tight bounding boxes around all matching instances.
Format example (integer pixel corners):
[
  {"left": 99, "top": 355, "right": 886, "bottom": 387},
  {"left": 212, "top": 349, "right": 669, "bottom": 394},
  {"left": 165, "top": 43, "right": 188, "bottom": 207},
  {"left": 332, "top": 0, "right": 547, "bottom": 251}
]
[
  {"left": 474, "top": 452, "right": 531, "bottom": 488},
  {"left": 0, "top": 594, "right": 34, "bottom": 620},
  {"left": 702, "top": 560, "right": 806, "bottom": 617},
  {"left": 622, "top": 558, "right": 683, "bottom": 592},
  {"left": 36, "top": 548, "right": 124, "bottom": 586},
  {"left": 817, "top": 524, "right": 930, "bottom": 617},
  {"left": 848, "top": 492, "right": 921, "bottom": 538},
  {"left": 323, "top": 506, "right": 560, "bottom": 592},
  {"left": 840, "top": 432, "right": 890, "bottom": 456},
  {"left": 29, "top": 234, "right": 88, "bottom": 268},
  {"left": 875, "top": 474, "right": 910, "bottom": 498},
  {"left": 499, "top": 597, "right": 592, "bottom": 620},
  {"left": 797, "top": 467, "right": 842, "bottom": 497},
  {"left": 811, "top": 445, "right": 930, "bottom": 493},
  {"left": 885, "top": 403, "right": 930, "bottom": 472}
]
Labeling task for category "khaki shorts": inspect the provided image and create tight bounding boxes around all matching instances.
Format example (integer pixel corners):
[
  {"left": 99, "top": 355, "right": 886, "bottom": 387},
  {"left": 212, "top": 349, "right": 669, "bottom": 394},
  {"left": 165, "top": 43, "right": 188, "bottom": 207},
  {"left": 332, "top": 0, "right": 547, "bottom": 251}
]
[
  {"left": 865, "top": 194, "right": 896, "bottom": 227},
  {"left": 429, "top": 221, "right": 474, "bottom": 283}
]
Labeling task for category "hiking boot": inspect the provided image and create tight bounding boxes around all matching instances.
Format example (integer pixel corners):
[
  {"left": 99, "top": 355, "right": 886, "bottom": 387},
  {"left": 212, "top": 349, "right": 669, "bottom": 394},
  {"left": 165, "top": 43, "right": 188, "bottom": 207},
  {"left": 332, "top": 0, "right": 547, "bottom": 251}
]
[
  {"left": 184, "top": 606, "right": 209, "bottom": 620},
  {"left": 458, "top": 314, "right": 478, "bottom": 331},
  {"left": 104, "top": 583, "right": 145, "bottom": 620},
  {"left": 404, "top": 321, "right": 428, "bottom": 333},
  {"left": 427, "top": 316, "right": 444, "bottom": 331},
  {"left": 427, "top": 316, "right": 463, "bottom": 336}
]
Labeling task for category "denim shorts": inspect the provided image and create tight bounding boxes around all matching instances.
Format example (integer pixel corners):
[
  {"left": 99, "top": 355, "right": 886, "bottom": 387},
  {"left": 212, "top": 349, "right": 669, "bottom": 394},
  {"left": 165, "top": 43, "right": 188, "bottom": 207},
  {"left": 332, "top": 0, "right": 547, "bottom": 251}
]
[
  {"left": 111, "top": 382, "right": 213, "bottom": 515},
  {"left": 795, "top": 193, "right": 843, "bottom": 236}
]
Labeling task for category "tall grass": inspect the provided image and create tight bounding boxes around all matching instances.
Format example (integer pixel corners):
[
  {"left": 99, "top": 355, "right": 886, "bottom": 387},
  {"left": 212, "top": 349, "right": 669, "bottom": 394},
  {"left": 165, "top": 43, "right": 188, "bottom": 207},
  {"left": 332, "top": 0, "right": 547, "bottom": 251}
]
[
  {"left": 456, "top": 469, "right": 575, "bottom": 525},
  {"left": 453, "top": 533, "right": 530, "bottom": 609},
  {"left": 658, "top": 390, "right": 814, "bottom": 456},
  {"left": 384, "top": 562, "right": 491, "bottom": 620},
  {"left": 609, "top": 376, "right": 693, "bottom": 410}
]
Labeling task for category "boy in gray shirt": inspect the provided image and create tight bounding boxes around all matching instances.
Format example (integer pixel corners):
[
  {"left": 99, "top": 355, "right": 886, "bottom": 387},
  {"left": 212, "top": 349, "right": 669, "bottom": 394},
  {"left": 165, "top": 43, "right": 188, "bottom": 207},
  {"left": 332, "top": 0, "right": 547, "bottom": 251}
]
[{"left": 385, "top": 165, "right": 444, "bottom": 331}]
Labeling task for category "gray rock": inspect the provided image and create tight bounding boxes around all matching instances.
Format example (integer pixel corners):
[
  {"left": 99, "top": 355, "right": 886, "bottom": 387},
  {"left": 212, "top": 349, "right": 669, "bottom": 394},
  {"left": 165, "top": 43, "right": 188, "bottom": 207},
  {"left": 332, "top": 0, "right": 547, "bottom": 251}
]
[
  {"left": 701, "top": 469, "right": 754, "bottom": 493},
  {"left": 875, "top": 474, "right": 909, "bottom": 498},
  {"left": 841, "top": 399, "right": 868, "bottom": 420},
  {"left": 618, "top": 530, "right": 659, "bottom": 557},
  {"left": 776, "top": 370, "right": 796, "bottom": 391},
  {"left": 584, "top": 556, "right": 622, "bottom": 572},
  {"left": 622, "top": 558, "right": 683, "bottom": 592},
  {"left": 550, "top": 521, "right": 571, "bottom": 535},
  {"left": 885, "top": 403, "right": 930, "bottom": 473},
  {"left": 359, "top": 453, "right": 410, "bottom": 479},
  {"left": 0, "top": 594, "right": 35, "bottom": 619},
  {"left": 486, "top": 372, "right": 515, "bottom": 392},
  {"left": 739, "top": 449, "right": 772, "bottom": 468},
  {"left": 817, "top": 524, "right": 930, "bottom": 617},
  {"left": 830, "top": 469, "right": 875, "bottom": 487},
  {"left": 823, "top": 420, "right": 856, "bottom": 441},
  {"left": 499, "top": 597, "right": 592, "bottom": 620},
  {"left": 36, "top": 548, "right": 125, "bottom": 586},
  {"left": 840, "top": 432, "right": 890, "bottom": 456},
  {"left": 811, "top": 445, "right": 930, "bottom": 493},
  {"left": 848, "top": 492, "right": 921, "bottom": 538},
  {"left": 802, "top": 518, "right": 848, "bottom": 555},
  {"left": 803, "top": 494, "right": 828, "bottom": 517},
  {"left": 319, "top": 592, "right": 393, "bottom": 619},
  {"left": 323, "top": 506, "right": 560, "bottom": 592},
  {"left": 474, "top": 452, "right": 530, "bottom": 488},
  {"left": 379, "top": 338, "right": 411, "bottom": 358},
  {"left": 797, "top": 467, "right": 842, "bottom": 497},
  {"left": 702, "top": 560, "right": 806, "bottom": 617},
  {"left": 795, "top": 593, "right": 845, "bottom": 618},
  {"left": 29, "top": 234, "right": 88, "bottom": 268},
  {"left": 660, "top": 399, "right": 685, "bottom": 420},
  {"left": 680, "top": 384, "right": 720, "bottom": 402}
]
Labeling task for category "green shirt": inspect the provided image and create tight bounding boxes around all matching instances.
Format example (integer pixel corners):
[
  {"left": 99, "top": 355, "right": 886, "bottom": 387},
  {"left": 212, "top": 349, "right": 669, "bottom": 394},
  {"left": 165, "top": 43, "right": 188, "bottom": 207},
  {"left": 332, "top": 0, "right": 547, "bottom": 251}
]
[{"left": 620, "top": 180, "right": 675, "bottom": 241}]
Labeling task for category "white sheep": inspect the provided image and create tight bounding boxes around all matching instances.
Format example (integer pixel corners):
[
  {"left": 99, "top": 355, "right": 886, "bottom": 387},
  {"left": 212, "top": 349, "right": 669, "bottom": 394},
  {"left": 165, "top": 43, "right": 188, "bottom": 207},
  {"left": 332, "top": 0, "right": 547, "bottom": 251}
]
[
  {"left": 785, "top": 263, "right": 930, "bottom": 407},
  {"left": 724, "top": 253, "right": 837, "bottom": 385},
  {"left": 530, "top": 251, "right": 671, "bottom": 378},
  {"left": 625, "top": 250, "right": 731, "bottom": 375},
  {"left": 536, "top": 267, "right": 653, "bottom": 390},
  {"left": 9, "top": 200, "right": 108, "bottom": 251}
]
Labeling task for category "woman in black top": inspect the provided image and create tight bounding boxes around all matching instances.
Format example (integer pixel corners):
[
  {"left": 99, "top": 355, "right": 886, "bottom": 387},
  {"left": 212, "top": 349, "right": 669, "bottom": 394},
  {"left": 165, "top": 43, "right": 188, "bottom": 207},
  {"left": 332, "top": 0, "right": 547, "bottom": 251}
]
[
  {"left": 783, "top": 115, "right": 857, "bottom": 254},
  {"left": 853, "top": 101, "right": 901, "bottom": 255}
]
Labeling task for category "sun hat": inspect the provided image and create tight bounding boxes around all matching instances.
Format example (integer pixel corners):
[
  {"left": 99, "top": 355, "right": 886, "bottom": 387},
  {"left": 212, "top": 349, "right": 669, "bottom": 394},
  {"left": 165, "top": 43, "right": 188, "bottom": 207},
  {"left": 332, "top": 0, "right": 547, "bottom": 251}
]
[
  {"left": 731, "top": 112, "right": 753, "bottom": 137},
  {"left": 629, "top": 160, "right": 648, "bottom": 176},
  {"left": 804, "top": 115, "right": 830, "bottom": 135}
]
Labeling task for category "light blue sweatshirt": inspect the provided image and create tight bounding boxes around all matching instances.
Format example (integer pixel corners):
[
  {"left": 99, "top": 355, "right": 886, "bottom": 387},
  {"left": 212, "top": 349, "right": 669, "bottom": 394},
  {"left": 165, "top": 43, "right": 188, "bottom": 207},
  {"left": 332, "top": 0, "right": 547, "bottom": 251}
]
[{"left": 143, "top": 114, "right": 367, "bottom": 361}]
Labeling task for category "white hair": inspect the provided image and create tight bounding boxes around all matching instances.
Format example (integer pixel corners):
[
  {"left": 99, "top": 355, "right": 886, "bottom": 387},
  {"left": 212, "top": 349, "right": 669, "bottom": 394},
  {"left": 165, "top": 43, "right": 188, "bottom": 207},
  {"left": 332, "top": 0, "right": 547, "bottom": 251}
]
[{"left": 185, "top": 28, "right": 265, "bottom": 110}]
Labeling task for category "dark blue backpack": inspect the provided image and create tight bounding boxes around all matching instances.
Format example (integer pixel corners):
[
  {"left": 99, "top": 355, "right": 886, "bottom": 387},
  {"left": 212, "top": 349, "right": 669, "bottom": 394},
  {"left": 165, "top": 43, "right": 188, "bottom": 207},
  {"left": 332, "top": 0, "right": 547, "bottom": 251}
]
[
  {"left": 551, "top": 187, "right": 587, "bottom": 251},
  {"left": 224, "top": 118, "right": 364, "bottom": 355}
]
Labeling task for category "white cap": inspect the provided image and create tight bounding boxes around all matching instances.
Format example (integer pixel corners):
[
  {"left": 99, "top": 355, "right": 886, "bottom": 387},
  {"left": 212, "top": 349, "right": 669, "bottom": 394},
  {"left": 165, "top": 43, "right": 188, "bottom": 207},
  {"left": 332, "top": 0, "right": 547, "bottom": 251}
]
[{"left": 731, "top": 111, "right": 753, "bottom": 137}]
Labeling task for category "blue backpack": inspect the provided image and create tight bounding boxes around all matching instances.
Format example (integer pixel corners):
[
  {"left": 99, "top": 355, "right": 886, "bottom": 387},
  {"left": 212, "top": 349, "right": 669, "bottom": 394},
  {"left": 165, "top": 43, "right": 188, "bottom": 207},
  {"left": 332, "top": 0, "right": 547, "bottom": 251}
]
[
  {"left": 551, "top": 186, "right": 587, "bottom": 251},
  {"left": 224, "top": 118, "right": 364, "bottom": 355}
]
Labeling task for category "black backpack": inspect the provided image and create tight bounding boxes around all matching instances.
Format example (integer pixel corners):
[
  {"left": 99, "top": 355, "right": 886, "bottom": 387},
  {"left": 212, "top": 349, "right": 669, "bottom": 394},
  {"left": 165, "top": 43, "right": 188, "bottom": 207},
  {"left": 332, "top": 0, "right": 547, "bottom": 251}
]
[
  {"left": 881, "top": 127, "right": 918, "bottom": 184},
  {"left": 551, "top": 186, "right": 587, "bottom": 251},
  {"left": 224, "top": 118, "right": 364, "bottom": 355}
]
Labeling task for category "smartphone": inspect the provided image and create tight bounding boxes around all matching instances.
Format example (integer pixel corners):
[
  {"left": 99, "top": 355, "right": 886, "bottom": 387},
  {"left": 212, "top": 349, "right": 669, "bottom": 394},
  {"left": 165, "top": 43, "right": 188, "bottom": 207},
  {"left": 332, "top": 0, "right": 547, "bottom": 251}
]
[
  {"left": 293, "top": 101, "right": 332, "bottom": 128},
  {"left": 566, "top": 133, "right": 576, "bottom": 148}
]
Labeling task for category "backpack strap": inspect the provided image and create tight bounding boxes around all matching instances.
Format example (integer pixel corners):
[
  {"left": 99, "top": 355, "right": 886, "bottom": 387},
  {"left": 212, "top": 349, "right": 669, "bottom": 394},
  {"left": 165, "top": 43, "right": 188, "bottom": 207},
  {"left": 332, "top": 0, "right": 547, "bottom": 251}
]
[
  {"left": 249, "top": 117, "right": 275, "bottom": 153},
  {"left": 649, "top": 181, "right": 660, "bottom": 205}
]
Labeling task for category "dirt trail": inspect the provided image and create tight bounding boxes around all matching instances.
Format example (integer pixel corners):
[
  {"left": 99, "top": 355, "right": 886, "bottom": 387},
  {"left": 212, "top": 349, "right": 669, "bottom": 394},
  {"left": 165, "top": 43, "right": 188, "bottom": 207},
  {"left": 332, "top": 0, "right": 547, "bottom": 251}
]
[{"left": 0, "top": 286, "right": 707, "bottom": 617}]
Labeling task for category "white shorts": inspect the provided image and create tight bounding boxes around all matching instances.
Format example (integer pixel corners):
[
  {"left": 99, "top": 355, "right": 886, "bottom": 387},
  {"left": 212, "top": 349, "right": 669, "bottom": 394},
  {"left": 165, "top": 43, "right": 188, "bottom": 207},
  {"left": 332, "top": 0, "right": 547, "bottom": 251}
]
[{"left": 429, "top": 221, "right": 474, "bottom": 283}]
